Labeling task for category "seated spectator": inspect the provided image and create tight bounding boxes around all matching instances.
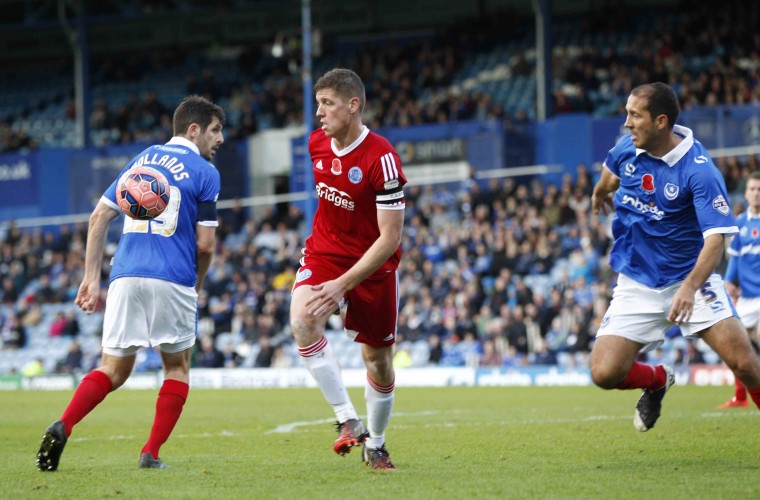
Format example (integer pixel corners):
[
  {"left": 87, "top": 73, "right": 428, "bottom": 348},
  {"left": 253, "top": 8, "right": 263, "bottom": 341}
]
[
  {"left": 61, "top": 310, "right": 80, "bottom": 337},
  {"left": 393, "top": 344, "right": 413, "bottom": 369},
  {"left": 222, "top": 342, "right": 245, "bottom": 368},
  {"left": 49, "top": 312, "right": 69, "bottom": 337},
  {"left": 531, "top": 339, "right": 558, "bottom": 366},
  {"left": 195, "top": 335, "right": 224, "bottom": 368},
  {"left": 0, "top": 312, "right": 26, "bottom": 349},
  {"left": 57, "top": 341, "right": 83, "bottom": 373},
  {"left": 427, "top": 334, "right": 443, "bottom": 365},
  {"left": 1, "top": 277, "right": 19, "bottom": 305},
  {"left": 458, "top": 332, "right": 483, "bottom": 367},
  {"left": 271, "top": 346, "right": 292, "bottom": 368},
  {"left": 480, "top": 338, "right": 503, "bottom": 367},
  {"left": 22, "top": 357, "right": 46, "bottom": 377},
  {"left": 20, "top": 303, "right": 43, "bottom": 328},
  {"left": 35, "top": 275, "right": 60, "bottom": 303},
  {"left": 254, "top": 335, "right": 274, "bottom": 368},
  {"left": 439, "top": 336, "right": 466, "bottom": 366}
]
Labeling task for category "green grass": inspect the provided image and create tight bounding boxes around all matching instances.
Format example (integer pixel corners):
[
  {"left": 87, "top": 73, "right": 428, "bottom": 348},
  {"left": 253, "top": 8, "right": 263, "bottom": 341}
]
[{"left": 3, "top": 386, "right": 759, "bottom": 499}]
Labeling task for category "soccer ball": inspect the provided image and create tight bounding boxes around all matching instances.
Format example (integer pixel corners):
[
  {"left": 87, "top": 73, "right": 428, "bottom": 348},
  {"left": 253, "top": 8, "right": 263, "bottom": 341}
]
[{"left": 116, "top": 166, "right": 171, "bottom": 220}]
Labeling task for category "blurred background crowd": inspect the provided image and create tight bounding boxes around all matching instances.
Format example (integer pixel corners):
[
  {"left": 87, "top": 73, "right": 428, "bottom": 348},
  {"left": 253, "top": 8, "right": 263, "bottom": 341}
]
[
  {"left": 1, "top": 154, "right": 756, "bottom": 375},
  {"left": 1, "top": 0, "right": 759, "bottom": 376},
  {"left": 1, "top": 1, "right": 759, "bottom": 152}
]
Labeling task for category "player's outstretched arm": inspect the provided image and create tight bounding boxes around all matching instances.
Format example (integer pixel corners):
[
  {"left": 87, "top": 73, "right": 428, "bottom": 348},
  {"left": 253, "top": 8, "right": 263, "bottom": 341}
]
[
  {"left": 591, "top": 167, "right": 620, "bottom": 216},
  {"left": 75, "top": 203, "right": 118, "bottom": 314}
]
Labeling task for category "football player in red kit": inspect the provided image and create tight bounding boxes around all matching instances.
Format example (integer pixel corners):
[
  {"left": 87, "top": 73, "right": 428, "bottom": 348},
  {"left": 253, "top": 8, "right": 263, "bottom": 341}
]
[{"left": 290, "top": 68, "right": 406, "bottom": 470}]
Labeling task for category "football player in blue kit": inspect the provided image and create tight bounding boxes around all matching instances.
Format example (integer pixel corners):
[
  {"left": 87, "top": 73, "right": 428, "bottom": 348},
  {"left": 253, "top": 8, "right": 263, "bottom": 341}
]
[
  {"left": 37, "top": 95, "right": 224, "bottom": 471},
  {"left": 590, "top": 82, "right": 760, "bottom": 431},
  {"left": 720, "top": 170, "right": 760, "bottom": 408}
]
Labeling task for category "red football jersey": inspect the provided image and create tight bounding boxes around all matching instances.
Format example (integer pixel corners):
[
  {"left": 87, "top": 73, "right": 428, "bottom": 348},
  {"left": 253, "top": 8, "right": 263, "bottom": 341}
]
[{"left": 305, "top": 126, "right": 406, "bottom": 275}]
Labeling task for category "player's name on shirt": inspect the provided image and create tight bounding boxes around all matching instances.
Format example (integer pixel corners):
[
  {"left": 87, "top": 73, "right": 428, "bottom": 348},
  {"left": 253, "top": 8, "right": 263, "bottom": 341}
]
[{"left": 133, "top": 148, "right": 192, "bottom": 182}]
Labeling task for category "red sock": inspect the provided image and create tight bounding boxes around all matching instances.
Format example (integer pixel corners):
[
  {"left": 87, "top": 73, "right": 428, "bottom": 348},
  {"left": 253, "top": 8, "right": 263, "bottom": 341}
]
[
  {"left": 748, "top": 386, "right": 760, "bottom": 409},
  {"left": 734, "top": 377, "right": 747, "bottom": 401},
  {"left": 615, "top": 362, "right": 665, "bottom": 391},
  {"left": 141, "top": 379, "right": 189, "bottom": 459},
  {"left": 60, "top": 370, "right": 113, "bottom": 437}
]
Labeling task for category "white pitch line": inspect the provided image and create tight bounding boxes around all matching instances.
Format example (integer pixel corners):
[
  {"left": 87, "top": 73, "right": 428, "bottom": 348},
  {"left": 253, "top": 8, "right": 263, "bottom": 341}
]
[
  {"left": 72, "top": 430, "right": 241, "bottom": 443},
  {"left": 67, "top": 410, "right": 759, "bottom": 442},
  {"left": 265, "top": 411, "right": 439, "bottom": 434}
]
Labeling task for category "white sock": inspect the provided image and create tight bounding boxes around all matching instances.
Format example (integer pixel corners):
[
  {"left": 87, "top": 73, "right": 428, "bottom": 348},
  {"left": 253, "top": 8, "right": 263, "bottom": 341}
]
[
  {"left": 299, "top": 336, "right": 358, "bottom": 422},
  {"left": 365, "top": 374, "right": 394, "bottom": 449}
]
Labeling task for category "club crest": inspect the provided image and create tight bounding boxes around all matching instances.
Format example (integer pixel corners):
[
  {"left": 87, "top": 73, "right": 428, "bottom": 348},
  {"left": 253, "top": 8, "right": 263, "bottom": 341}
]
[
  {"left": 348, "top": 166, "right": 363, "bottom": 184},
  {"left": 664, "top": 183, "right": 679, "bottom": 200}
]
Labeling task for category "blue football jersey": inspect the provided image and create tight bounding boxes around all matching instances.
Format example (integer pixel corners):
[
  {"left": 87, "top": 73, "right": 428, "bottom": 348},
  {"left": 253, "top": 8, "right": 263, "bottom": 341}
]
[
  {"left": 101, "top": 137, "right": 220, "bottom": 287},
  {"left": 725, "top": 211, "right": 760, "bottom": 298},
  {"left": 603, "top": 125, "right": 738, "bottom": 288}
]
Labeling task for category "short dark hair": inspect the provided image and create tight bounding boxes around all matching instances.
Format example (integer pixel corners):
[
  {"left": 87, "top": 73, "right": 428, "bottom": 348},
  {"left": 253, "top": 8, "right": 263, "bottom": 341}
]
[
  {"left": 749, "top": 170, "right": 760, "bottom": 182},
  {"left": 173, "top": 95, "right": 225, "bottom": 136},
  {"left": 630, "top": 82, "right": 680, "bottom": 130},
  {"left": 314, "top": 68, "right": 366, "bottom": 112}
]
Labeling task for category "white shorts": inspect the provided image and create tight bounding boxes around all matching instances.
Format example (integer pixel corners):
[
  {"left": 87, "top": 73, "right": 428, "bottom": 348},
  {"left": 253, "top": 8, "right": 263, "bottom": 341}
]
[
  {"left": 735, "top": 296, "right": 760, "bottom": 330},
  {"left": 102, "top": 277, "right": 197, "bottom": 357},
  {"left": 596, "top": 273, "right": 737, "bottom": 353}
]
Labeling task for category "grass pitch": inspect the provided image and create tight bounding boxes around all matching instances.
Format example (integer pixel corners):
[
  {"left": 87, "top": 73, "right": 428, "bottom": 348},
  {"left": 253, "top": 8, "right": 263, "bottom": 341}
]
[{"left": 3, "top": 385, "right": 759, "bottom": 499}]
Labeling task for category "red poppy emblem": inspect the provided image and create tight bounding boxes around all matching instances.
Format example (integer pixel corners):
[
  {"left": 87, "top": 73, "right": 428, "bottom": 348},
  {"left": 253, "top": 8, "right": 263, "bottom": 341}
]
[
  {"left": 331, "top": 158, "right": 342, "bottom": 175},
  {"left": 641, "top": 173, "right": 655, "bottom": 193},
  {"left": 752, "top": 227, "right": 759, "bottom": 239}
]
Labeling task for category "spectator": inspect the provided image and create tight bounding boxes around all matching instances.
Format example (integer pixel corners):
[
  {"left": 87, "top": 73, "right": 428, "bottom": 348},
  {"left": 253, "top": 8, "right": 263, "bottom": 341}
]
[
  {"left": 49, "top": 312, "right": 69, "bottom": 337},
  {"left": 222, "top": 342, "right": 244, "bottom": 368},
  {"left": 196, "top": 335, "right": 225, "bottom": 368},
  {"left": 271, "top": 345, "right": 293, "bottom": 368},
  {"left": 480, "top": 338, "right": 503, "bottom": 367},
  {"left": 427, "top": 334, "right": 443, "bottom": 365},
  {"left": 57, "top": 341, "right": 84, "bottom": 374},
  {"left": 0, "top": 312, "right": 26, "bottom": 349},
  {"left": 22, "top": 357, "right": 46, "bottom": 377},
  {"left": 393, "top": 344, "right": 413, "bottom": 369},
  {"left": 253, "top": 335, "right": 274, "bottom": 368}
]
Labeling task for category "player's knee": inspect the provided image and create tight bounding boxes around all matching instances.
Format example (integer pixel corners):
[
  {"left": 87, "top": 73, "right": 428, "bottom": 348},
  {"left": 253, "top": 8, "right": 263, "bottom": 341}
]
[
  {"left": 363, "top": 348, "right": 394, "bottom": 381},
  {"left": 589, "top": 363, "right": 621, "bottom": 390},
  {"left": 728, "top": 354, "right": 760, "bottom": 385},
  {"left": 290, "top": 315, "right": 321, "bottom": 344},
  {"left": 101, "top": 367, "right": 130, "bottom": 390}
]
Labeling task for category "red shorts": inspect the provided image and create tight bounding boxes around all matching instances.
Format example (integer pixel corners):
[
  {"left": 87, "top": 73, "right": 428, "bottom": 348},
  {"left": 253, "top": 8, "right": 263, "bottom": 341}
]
[{"left": 293, "top": 256, "right": 399, "bottom": 348}]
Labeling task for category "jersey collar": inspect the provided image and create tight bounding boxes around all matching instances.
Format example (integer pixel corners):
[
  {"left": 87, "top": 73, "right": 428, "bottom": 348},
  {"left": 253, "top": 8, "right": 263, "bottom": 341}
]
[
  {"left": 331, "top": 126, "right": 370, "bottom": 157},
  {"left": 635, "top": 124, "right": 694, "bottom": 167},
  {"left": 748, "top": 208, "right": 760, "bottom": 220},
  {"left": 167, "top": 136, "right": 201, "bottom": 156}
]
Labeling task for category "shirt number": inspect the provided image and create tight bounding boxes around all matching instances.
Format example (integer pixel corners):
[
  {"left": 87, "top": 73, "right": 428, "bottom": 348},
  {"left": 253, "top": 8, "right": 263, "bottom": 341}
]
[{"left": 122, "top": 186, "right": 181, "bottom": 237}]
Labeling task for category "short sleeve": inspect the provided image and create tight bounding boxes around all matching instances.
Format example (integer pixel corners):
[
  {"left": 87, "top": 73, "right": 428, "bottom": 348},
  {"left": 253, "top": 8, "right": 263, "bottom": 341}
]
[{"left": 688, "top": 159, "right": 738, "bottom": 237}]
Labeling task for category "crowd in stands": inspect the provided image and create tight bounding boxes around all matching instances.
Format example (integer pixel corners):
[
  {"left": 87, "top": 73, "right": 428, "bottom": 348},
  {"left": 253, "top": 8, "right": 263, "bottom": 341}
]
[
  {"left": 2, "top": 1, "right": 760, "bottom": 373},
  {"left": 3, "top": 151, "right": 759, "bottom": 375},
  {"left": 0, "top": 120, "right": 37, "bottom": 153},
  {"left": 88, "top": 2, "right": 760, "bottom": 141},
  {"left": 120, "top": 5, "right": 759, "bottom": 142},
  {"left": 0, "top": 1, "right": 754, "bottom": 152},
  {"left": 552, "top": 0, "right": 760, "bottom": 115}
]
